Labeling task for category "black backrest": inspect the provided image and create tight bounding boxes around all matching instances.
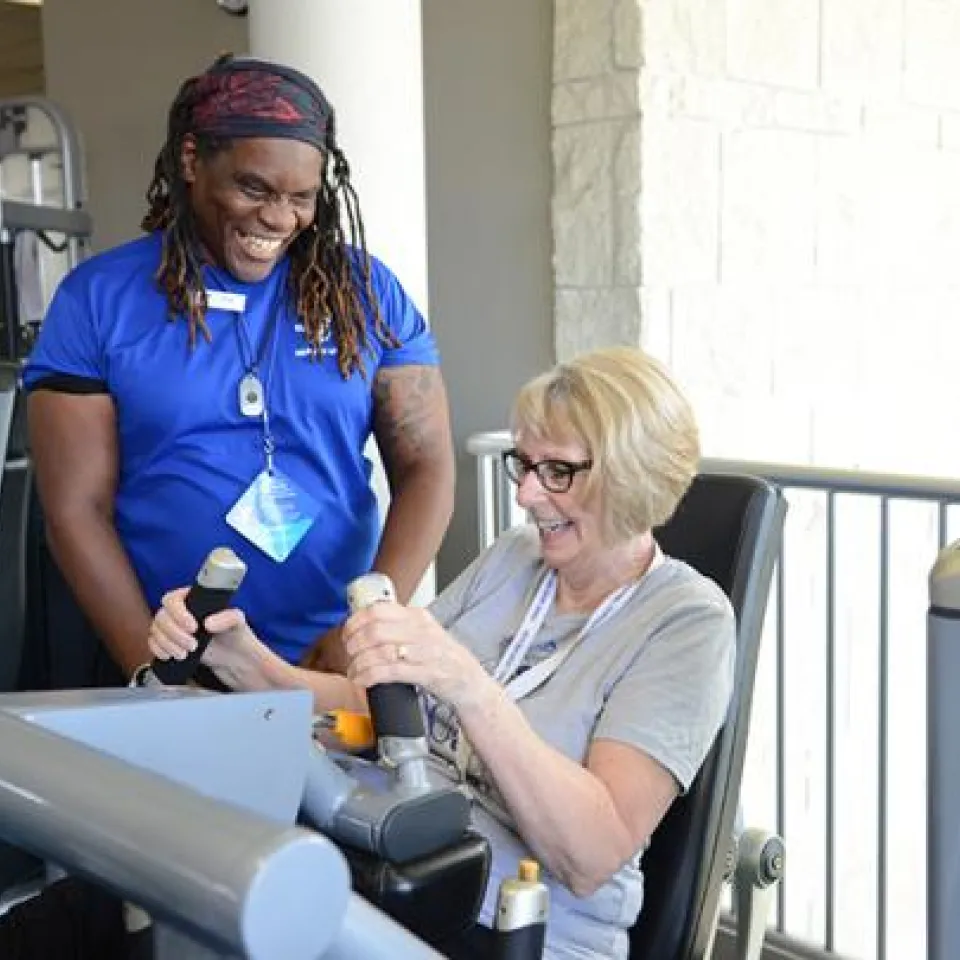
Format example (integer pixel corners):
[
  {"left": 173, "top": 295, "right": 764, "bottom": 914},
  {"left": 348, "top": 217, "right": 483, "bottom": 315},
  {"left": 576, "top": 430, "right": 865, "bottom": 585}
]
[{"left": 629, "top": 472, "right": 786, "bottom": 960}]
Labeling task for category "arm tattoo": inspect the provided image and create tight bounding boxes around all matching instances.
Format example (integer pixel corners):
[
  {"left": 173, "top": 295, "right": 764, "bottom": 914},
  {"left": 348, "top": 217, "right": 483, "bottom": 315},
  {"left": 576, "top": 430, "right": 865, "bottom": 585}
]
[{"left": 372, "top": 365, "right": 446, "bottom": 465}]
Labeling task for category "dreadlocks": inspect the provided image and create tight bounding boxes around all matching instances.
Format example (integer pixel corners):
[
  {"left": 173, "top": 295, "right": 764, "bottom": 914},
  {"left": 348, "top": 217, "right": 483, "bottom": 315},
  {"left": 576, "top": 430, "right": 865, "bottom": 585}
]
[{"left": 140, "top": 54, "right": 396, "bottom": 378}]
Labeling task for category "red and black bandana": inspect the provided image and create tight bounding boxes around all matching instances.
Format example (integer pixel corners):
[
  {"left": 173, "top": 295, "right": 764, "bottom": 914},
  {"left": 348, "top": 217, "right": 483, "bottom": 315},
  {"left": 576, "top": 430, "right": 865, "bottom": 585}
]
[{"left": 189, "top": 57, "right": 333, "bottom": 149}]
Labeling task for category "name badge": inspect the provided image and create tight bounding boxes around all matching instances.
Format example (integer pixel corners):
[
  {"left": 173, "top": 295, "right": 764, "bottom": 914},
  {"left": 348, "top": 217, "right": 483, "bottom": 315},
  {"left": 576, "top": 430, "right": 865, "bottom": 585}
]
[
  {"left": 206, "top": 290, "right": 248, "bottom": 312},
  {"left": 226, "top": 469, "right": 319, "bottom": 562}
]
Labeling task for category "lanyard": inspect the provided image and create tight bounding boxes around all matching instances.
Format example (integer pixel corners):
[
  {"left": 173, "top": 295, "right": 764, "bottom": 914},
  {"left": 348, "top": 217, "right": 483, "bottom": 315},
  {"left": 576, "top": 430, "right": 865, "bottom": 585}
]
[
  {"left": 494, "top": 567, "right": 641, "bottom": 701},
  {"left": 220, "top": 288, "right": 285, "bottom": 476},
  {"left": 453, "top": 546, "right": 662, "bottom": 779}
]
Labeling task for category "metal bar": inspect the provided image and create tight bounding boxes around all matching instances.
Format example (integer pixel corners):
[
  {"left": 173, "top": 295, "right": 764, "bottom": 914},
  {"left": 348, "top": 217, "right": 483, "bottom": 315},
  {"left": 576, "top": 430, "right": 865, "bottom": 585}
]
[
  {"left": 776, "top": 550, "right": 787, "bottom": 933},
  {"left": 0, "top": 198, "right": 92, "bottom": 238},
  {"left": 701, "top": 458, "right": 960, "bottom": 503},
  {"left": 0, "top": 235, "right": 17, "bottom": 361},
  {"left": 325, "top": 895, "right": 445, "bottom": 959},
  {"left": 825, "top": 492, "right": 836, "bottom": 950},
  {"left": 927, "top": 545, "right": 960, "bottom": 960},
  {"left": 28, "top": 155, "right": 46, "bottom": 299},
  {"left": 466, "top": 431, "right": 960, "bottom": 503},
  {"left": 0, "top": 710, "right": 349, "bottom": 959},
  {"left": 495, "top": 454, "right": 511, "bottom": 538},
  {"left": 0, "top": 96, "right": 86, "bottom": 215},
  {"left": 477, "top": 453, "right": 494, "bottom": 550},
  {"left": 939, "top": 502, "right": 949, "bottom": 551},
  {"left": 878, "top": 497, "right": 890, "bottom": 960}
]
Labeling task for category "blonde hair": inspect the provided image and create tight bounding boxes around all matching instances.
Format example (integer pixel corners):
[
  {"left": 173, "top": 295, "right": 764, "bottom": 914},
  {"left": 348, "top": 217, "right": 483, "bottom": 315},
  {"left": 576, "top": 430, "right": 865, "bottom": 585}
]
[{"left": 510, "top": 346, "right": 700, "bottom": 543}]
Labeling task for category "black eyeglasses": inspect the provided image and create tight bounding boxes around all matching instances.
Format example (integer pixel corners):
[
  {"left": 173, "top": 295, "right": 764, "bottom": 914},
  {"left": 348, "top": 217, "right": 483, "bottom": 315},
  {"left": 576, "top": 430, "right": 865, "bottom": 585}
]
[{"left": 501, "top": 448, "right": 592, "bottom": 494}]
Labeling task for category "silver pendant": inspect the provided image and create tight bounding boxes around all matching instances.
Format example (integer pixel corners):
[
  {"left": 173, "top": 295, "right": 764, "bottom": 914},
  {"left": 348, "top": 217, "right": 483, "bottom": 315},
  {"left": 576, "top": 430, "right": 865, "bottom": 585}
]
[{"left": 238, "top": 373, "right": 265, "bottom": 418}]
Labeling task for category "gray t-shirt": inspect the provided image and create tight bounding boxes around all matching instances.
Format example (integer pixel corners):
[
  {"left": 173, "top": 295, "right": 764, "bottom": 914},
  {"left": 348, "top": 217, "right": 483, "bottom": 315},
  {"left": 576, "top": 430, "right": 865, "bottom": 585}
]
[{"left": 425, "top": 524, "right": 735, "bottom": 960}]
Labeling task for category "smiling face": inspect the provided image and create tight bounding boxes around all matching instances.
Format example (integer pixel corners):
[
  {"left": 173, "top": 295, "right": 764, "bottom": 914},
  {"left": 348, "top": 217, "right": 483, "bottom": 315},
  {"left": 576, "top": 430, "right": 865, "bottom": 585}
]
[
  {"left": 181, "top": 135, "right": 323, "bottom": 283},
  {"left": 513, "top": 432, "right": 606, "bottom": 578}
]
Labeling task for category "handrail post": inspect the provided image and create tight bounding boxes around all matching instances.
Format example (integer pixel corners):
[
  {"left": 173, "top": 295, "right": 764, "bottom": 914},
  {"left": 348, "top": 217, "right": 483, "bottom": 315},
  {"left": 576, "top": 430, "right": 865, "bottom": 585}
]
[{"left": 927, "top": 542, "right": 960, "bottom": 960}]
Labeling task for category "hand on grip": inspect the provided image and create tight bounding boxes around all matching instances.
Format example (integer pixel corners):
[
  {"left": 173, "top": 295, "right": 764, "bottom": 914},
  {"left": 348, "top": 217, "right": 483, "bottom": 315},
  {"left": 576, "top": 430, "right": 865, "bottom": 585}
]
[{"left": 148, "top": 548, "right": 246, "bottom": 687}]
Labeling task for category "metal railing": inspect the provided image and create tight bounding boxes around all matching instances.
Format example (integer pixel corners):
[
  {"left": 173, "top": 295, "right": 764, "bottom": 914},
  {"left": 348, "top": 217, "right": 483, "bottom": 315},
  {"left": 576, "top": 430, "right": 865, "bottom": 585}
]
[{"left": 467, "top": 430, "right": 960, "bottom": 960}]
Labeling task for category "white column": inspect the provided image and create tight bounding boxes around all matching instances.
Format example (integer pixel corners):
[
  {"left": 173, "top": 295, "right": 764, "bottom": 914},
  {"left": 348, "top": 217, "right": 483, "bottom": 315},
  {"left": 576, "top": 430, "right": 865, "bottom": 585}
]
[
  {"left": 247, "top": 0, "right": 427, "bottom": 311},
  {"left": 248, "top": 0, "right": 434, "bottom": 603}
]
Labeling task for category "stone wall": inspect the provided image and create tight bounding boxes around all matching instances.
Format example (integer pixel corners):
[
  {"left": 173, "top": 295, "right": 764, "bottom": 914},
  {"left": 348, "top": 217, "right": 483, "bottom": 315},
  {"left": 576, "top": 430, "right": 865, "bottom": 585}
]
[
  {"left": 552, "top": 0, "right": 643, "bottom": 359},
  {"left": 553, "top": 0, "right": 960, "bottom": 480},
  {"left": 551, "top": 2, "right": 960, "bottom": 957}
]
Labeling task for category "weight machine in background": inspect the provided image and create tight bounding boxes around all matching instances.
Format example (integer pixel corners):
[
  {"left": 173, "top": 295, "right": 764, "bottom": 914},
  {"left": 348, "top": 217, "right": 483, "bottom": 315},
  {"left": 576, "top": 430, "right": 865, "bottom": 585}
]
[{"left": 0, "top": 96, "right": 91, "bottom": 362}]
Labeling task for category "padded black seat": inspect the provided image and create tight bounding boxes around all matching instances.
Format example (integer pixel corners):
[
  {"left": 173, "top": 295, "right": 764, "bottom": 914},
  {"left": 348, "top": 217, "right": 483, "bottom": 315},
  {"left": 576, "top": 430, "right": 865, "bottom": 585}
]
[{"left": 630, "top": 472, "right": 786, "bottom": 960}]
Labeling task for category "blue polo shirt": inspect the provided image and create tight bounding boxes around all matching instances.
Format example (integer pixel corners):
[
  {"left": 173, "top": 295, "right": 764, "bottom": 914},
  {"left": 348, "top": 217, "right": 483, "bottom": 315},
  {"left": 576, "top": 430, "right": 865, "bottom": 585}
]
[{"left": 23, "top": 232, "right": 439, "bottom": 663}]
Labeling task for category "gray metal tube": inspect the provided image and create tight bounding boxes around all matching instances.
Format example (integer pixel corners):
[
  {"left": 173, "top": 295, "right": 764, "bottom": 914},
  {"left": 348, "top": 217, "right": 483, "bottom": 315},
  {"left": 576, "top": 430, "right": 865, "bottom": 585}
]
[
  {"left": 0, "top": 96, "right": 85, "bottom": 214},
  {"left": 0, "top": 711, "right": 350, "bottom": 959},
  {"left": 928, "top": 543, "right": 960, "bottom": 960},
  {"left": 0, "top": 95, "right": 87, "bottom": 266},
  {"left": 325, "top": 894, "right": 446, "bottom": 959},
  {"left": 300, "top": 740, "right": 358, "bottom": 830}
]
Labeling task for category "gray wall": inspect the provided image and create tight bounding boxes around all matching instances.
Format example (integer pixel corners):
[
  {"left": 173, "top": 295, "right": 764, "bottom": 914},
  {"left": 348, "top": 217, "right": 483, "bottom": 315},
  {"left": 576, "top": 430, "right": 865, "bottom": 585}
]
[
  {"left": 422, "top": 0, "right": 555, "bottom": 586},
  {"left": 41, "top": 0, "right": 248, "bottom": 250}
]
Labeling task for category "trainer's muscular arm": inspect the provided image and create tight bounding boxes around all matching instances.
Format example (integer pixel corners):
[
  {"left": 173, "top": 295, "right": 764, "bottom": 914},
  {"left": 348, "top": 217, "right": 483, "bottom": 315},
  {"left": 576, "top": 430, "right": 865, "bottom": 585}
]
[
  {"left": 302, "top": 364, "right": 455, "bottom": 674},
  {"left": 29, "top": 390, "right": 152, "bottom": 678}
]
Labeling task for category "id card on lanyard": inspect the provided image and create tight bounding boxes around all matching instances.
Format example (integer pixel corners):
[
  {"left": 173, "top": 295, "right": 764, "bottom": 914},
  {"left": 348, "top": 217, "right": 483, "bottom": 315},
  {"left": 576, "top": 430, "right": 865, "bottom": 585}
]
[
  {"left": 453, "top": 553, "right": 661, "bottom": 778},
  {"left": 211, "top": 287, "right": 321, "bottom": 562}
]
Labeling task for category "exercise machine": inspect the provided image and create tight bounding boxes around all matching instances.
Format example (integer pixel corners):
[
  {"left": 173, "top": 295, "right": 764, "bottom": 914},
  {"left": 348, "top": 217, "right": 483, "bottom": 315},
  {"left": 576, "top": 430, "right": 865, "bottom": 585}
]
[
  {"left": 0, "top": 558, "right": 549, "bottom": 957},
  {"left": 0, "top": 96, "right": 91, "bottom": 362}
]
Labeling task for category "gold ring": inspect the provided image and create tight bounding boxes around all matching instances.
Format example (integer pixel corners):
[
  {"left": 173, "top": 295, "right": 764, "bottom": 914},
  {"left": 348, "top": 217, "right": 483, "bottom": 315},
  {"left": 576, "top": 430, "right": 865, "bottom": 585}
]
[{"left": 396, "top": 644, "right": 408, "bottom": 662}]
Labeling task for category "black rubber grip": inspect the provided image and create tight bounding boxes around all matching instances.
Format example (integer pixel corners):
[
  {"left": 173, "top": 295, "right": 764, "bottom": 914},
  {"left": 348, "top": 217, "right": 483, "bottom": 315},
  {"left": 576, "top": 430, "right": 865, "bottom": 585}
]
[
  {"left": 493, "top": 923, "right": 547, "bottom": 960},
  {"left": 150, "top": 584, "right": 238, "bottom": 686},
  {"left": 367, "top": 682, "right": 426, "bottom": 739}
]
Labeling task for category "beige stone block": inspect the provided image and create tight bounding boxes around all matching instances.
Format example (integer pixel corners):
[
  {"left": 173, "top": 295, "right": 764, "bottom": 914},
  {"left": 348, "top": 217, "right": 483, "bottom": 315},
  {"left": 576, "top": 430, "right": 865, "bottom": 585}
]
[
  {"left": 770, "top": 287, "right": 865, "bottom": 397},
  {"left": 555, "top": 0, "right": 615, "bottom": 81},
  {"left": 613, "top": 122, "right": 642, "bottom": 190},
  {"left": 818, "top": 139, "right": 960, "bottom": 285},
  {"left": 668, "top": 284, "right": 777, "bottom": 403},
  {"left": 641, "top": 117, "right": 720, "bottom": 285},
  {"left": 861, "top": 103, "right": 939, "bottom": 148},
  {"left": 614, "top": 0, "right": 643, "bottom": 70},
  {"left": 555, "top": 287, "right": 642, "bottom": 361},
  {"left": 613, "top": 125, "right": 642, "bottom": 285},
  {"left": 821, "top": 0, "right": 903, "bottom": 97},
  {"left": 615, "top": 188, "right": 642, "bottom": 286},
  {"left": 673, "top": 76, "right": 778, "bottom": 129},
  {"left": 647, "top": 75, "right": 858, "bottom": 136},
  {"left": 553, "top": 73, "right": 641, "bottom": 126},
  {"left": 774, "top": 90, "right": 861, "bottom": 136},
  {"left": 727, "top": 0, "right": 820, "bottom": 90},
  {"left": 638, "top": 285, "right": 673, "bottom": 365},
  {"left": 836, "top": 289, "right": 960, "bottom": 475},
  {"left": 692, "top": 390, "right": 813, "bottom": 464},
  {"left": 640, "top": 0, "right": 726, "bottom": 76},
  {"left": 941, "top": 112, "right": 960, "bottom": 152},
  {"left": 720, "top": 129, "right": 817, "bottom": 283},
  {"left": 904, "top": 0, "right": 960, "bottom": 110},
  {"left": 639, "top": 73, "right": 685, "bottom": 120},
  {"left": 814, "top": 138, "right": 870, "bottom": 285},
  {"left": 553, "top": 124, "right": 617, "bottom": 287}
]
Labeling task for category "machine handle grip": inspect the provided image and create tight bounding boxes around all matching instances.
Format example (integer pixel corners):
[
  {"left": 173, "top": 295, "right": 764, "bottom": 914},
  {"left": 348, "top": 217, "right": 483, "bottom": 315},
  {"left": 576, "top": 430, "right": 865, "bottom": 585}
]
[
  {"left": 151, "top": 548, "right": 247, "bottom": 686},
  {"left": 366, "top": 684, "right": 426, "bottom": 739},
  {"left": 492, "top": 924, "right": 547, "bottom": 960},
  {"left": 346, "top": 572, "right": 426, "bottom": 741}
]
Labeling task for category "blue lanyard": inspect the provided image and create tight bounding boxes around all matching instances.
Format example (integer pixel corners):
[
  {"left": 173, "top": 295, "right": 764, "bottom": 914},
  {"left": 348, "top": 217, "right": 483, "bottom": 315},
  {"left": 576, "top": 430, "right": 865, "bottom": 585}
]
[{"left": 233, "top": 289, "right": 285, "bottom": 475}]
